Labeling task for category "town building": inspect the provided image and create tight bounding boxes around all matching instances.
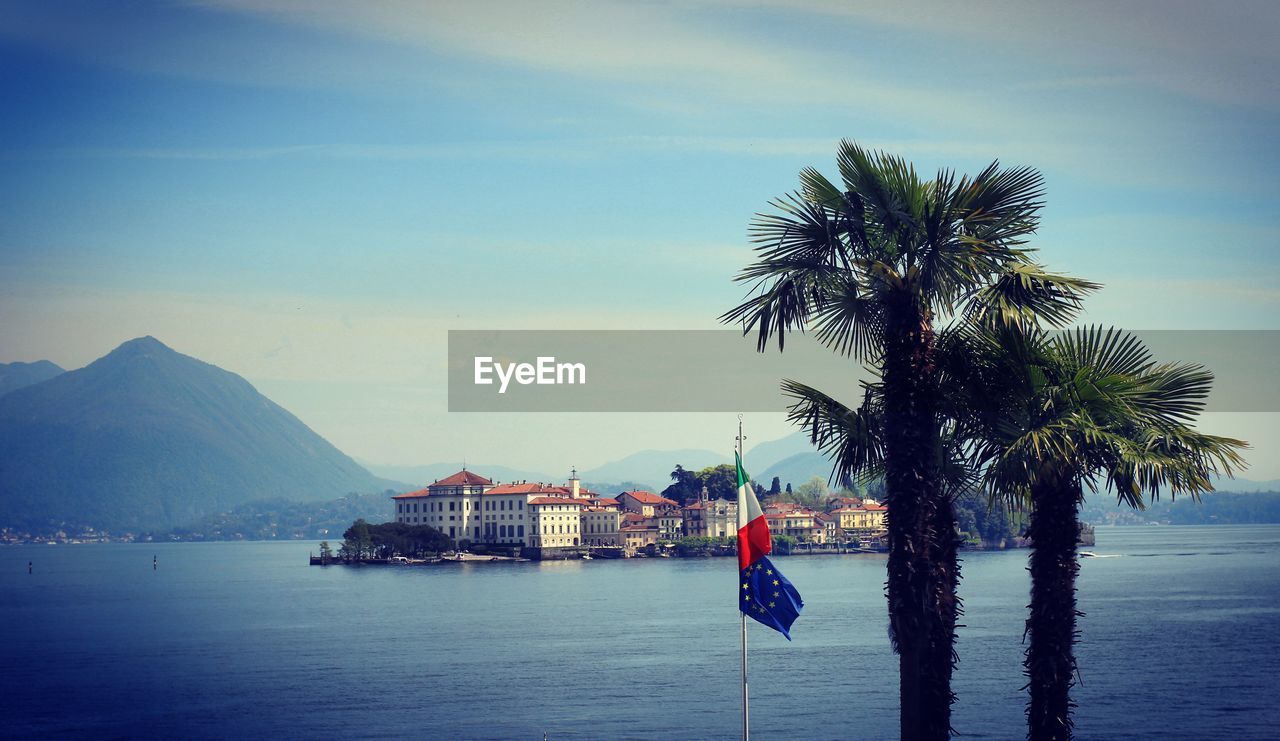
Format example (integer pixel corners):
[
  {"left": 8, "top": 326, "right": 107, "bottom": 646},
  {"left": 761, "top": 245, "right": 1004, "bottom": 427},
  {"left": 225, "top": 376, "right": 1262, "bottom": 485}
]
[
  {"left": 655, "top": 508, "right": 683, "bottom": 541},
  {"left": 766, "top": 509, "right": 825, "bottom": 543},
  {"left": 581, "top": 504, "right": 623, "bottom": 546},
  {"left": 391, "top": 469, "right": 600, "bottom": 550},
  {"left": 617, "top": 490, "right": 679, "bottom": 517},
  {"left": 529, "top": 496, "right": 584, "bottom": 548},
  {"left": 622, "top": 523, "right": 658, "bottom": 549},
  {"left": 391, "top": 470, "right": 495, "bottom": 544},
  {"left": 816, "top": 511, "right": 840, "bottom": 543},
  {"left": 682, "top": 487, "right": 738, "bottom": 538},
  {"left": 833, "top": 501, "right": 888, "bottom": 534}
]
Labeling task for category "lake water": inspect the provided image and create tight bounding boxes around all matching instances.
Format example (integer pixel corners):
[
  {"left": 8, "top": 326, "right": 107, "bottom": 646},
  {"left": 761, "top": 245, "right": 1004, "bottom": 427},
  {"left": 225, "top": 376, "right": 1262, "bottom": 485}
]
[{"left": 3, "top": 526, "right": 1279, "bottom": 740}]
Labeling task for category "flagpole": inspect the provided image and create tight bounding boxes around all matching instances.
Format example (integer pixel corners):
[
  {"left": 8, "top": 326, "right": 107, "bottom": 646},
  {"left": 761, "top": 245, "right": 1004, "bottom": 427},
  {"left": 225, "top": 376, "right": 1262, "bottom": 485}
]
[{"left": 737, "top": 414, "right": 749, "bottom": 741}]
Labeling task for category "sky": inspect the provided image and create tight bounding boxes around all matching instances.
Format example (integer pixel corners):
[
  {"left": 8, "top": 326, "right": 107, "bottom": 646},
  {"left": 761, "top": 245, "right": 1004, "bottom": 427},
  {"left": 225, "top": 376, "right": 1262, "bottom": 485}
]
[{"left": 1, "top": 0, "right": 1278, "bottom": 479}]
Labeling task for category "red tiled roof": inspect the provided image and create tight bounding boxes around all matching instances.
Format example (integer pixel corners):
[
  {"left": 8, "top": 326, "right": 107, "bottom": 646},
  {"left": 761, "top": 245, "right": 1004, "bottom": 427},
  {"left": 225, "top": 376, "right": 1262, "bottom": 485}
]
[
  {"left": 863, "top": 503, "right": 887, "bottom": 511},
  {"left": 486, "top": 482, "right": 563, "bottom": 495},
  {"left": 682, "top": 501, "right": 707, "bottom": 510},
  {"left": 432, "top": 470, "right": 493, "bottom": 486},
  {"left": 528, "top": 497, "right": 584, "bottom": 506},
  {"left": 594, "top": 497, "right": 620, "bottom": 507},
  {"left": 622, "top": 490, "right": 678, "bottom": 506},
  {"left": 392, "top": 487, "right": 432, "bottom": 500}
]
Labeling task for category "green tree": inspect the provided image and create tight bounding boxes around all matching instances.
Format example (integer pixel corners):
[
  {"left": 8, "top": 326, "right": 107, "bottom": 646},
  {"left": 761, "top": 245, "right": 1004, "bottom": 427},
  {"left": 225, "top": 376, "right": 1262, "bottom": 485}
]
[
  {"left": 769, "top": 476, "right": 782, "bottom": 497},
  {"left": 696, "top": 464, "right": 738, "bottom": 501},
  {"left": 319, "top": 540, "right": 333, "bottom": 561},
  {"left": 724, "top": 140, "right": 1094, "bottom": 739},
  {"left": 660, "top": 464, "right": 702, "bottom": 506},
  {"left": 956, "top": 325, "right": 1246, "bottom": 740},
  {"left": 341, "top": 518, "right": 374, "bottom": 560},
  {"left": 784, "top": 482, "right": 792, "bottom": 495},
  {"left": 785, "top": 476, "right": 829, "bottom": 509}
]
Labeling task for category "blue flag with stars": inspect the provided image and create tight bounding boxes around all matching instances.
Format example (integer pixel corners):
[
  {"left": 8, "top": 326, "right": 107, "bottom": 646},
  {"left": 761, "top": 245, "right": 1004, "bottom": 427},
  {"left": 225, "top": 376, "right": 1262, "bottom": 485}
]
[{"left": 740, "top": 555, "right": 803, "bottom": 639}]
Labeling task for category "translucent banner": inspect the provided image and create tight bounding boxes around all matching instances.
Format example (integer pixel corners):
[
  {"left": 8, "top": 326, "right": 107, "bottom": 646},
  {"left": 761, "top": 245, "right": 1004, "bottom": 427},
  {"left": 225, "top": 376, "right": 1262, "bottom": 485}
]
[{"left": 447, "top": 330, "right": 1280, "bottom": 413}]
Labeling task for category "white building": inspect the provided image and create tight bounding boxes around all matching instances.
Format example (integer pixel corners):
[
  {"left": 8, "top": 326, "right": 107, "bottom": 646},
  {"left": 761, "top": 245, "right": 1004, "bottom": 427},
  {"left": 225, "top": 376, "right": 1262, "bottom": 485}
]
[
  {"left": 391, "top": 470, "right": 495, "bottom": 544},
  {"left": 391, "top": 468, "right": 624, "bottom": 551},
  {"left": 529, "top": 496, "right": 584, "bottom": 548}
]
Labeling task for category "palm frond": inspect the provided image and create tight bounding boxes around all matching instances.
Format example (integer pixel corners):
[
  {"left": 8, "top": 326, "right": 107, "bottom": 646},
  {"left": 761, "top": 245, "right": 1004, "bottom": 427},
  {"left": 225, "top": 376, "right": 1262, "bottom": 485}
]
[
  {"left": 967, "top": 263, "right": 1100, "bottom": 329},
  {"left": 781, "top": 378, "right": 885, "bottom": 485}
]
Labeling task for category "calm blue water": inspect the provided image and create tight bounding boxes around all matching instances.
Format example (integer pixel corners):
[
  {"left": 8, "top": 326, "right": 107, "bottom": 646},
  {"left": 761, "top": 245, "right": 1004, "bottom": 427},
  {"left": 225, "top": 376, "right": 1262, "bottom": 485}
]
[{"left": 2, "top": 526, "right": 1279, "bottom": 740}]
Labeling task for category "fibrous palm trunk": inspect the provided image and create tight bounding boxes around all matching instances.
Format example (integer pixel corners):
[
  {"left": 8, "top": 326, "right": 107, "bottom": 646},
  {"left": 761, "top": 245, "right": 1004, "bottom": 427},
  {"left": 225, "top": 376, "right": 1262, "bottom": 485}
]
[
  {"left": 881, "top": 293, "right": 957, "bottom": 741},
  {"left": 1025, "top": 473, "right": 1082, "bottom": 741}
]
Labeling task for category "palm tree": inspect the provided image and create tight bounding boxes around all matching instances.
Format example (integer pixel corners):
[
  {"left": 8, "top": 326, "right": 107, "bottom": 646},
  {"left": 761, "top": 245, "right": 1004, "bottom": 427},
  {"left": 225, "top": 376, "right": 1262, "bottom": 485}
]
[
  {"left": 722, "top": 140, "right": 1096, "bottom": 739},
  {"left": 953, "top": 326, "right": 1247, "bottom": 740}
]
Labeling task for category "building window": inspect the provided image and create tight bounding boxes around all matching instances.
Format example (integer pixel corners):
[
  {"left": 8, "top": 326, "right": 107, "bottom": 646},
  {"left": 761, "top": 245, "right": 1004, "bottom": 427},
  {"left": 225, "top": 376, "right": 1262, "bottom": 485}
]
[
  {"left": 449, "top": 501, "right": 455, "bottom": 512},
  {"left": 518, "top": 525, "right": 524, "bottom": 537}
]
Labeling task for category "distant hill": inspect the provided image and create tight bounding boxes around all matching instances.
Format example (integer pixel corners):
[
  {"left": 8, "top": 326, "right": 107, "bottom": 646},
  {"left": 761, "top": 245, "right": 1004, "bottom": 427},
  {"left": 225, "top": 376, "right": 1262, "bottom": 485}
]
[
  {"left": 580, "top": 448, "right": 723, "bottom": 491},
  {"left": 0, "top": 360, "right": 64, "bottom": 398},
  {"left": 1210, "top": 476, "right": 1280, "bottom": 493},
  {"left": 759, "top": 451, "right": 835, "bottom": 490},
  {"left": 0, "top": 336, "right": 393, "bottom": 533},
  {"left": 746, "top": 432, "right": 815, "bottom": 472}
]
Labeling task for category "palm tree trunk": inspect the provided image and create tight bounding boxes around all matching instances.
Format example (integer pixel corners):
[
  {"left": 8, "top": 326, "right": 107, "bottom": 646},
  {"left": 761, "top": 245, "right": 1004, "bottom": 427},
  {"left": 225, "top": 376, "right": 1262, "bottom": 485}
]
[
  {"left": 881, "top": 293, "right": 955, "bottom": 740},
  {"left": 1025, "top": 472, "right": 1082, "bottom": 741}
]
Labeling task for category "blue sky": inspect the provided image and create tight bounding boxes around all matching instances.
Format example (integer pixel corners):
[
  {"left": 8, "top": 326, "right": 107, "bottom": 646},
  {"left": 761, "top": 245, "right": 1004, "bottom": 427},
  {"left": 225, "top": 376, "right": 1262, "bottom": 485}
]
[{"left": 2, "top": 1, "right": 1278, "bottom": 478}]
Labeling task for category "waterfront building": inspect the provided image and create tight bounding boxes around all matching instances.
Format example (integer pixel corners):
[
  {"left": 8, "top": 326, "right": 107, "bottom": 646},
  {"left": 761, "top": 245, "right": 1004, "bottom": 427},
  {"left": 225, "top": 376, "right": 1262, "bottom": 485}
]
[
  {"left": 833, "top": 502, "right": 888, "bottom": 534},
  {"left": 529, "top": 496, "right": 584, "bottom": 548},
  {"left": 391, "top": 470, "right": 495, "bottom": 544},
  {"left": 617, "top": 490, "right": 679, "bottom": 517},
  {"left": 655, "top": 508, "right": 683, "bottom": 540},
  {"left": 766, "top": 509, "right": 825, "bottom": 543},
  {"left": 682, "top": 494, "right": 738, "bottom": 538},
  {"left": 391, "top": 470, "right": 593, "bottom": 550},
  {"left": 816, "top": 511, "right": 840, "bottom": 542},
  {"left": 622, "top": 523, "right": 658, "bottom": 549},
  {"left": 581, "top": 504, "right": 622, "bottom": 546}
]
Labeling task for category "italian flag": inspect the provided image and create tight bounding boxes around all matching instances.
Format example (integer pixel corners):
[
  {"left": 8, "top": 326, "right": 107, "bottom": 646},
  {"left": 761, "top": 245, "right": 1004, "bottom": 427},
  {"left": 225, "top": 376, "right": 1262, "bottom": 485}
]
[{"left": 736, "top": 451, "right": 771, "bottom": 571}]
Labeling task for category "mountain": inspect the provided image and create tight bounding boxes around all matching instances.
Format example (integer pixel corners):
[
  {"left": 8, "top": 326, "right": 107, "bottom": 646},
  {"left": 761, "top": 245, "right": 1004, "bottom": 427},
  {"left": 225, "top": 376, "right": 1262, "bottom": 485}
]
[
  {"left": 759, "top": 451, "right": 835, "bottom": 490},
  {"left": 580, "top": 448, "right": 724, "bottom": 491},
  {"left": 746, "top": 432, "right": 815, "bottom": 472},
  {"left": 1210, "top": 475, "right": 1280, "bottom": 493},
  {"left": 0, "top": 360, "right": 64, "bottom": 398},
  {"left": 0, "top": 336, "right": 392, "bottom": 533}
]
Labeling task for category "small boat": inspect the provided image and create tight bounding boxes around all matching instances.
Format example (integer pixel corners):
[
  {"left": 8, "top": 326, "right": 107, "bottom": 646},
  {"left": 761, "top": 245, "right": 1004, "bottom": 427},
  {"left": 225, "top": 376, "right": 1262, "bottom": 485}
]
[{"left": 581, "top": 554, "right": 593, "bottom": 560}]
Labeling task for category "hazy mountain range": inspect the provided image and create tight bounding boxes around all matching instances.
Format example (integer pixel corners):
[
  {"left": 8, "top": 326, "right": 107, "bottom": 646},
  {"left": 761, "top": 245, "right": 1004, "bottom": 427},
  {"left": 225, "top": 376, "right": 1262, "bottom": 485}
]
[
  {"left": 2, "top": 338, "right": 1272, "bottom": 538},
  {"left": 0, "top": 359, "right": 64, "bottom": 397},
  {"left": 0, "top": 337, "right": 395, "bottom": 533}
]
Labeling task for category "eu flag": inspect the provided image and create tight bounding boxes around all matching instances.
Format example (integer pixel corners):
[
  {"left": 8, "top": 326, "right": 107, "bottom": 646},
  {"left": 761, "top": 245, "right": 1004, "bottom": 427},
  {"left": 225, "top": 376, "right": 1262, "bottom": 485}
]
[{"left": 739, "top": 555, "right": 803, "bottom": 640}]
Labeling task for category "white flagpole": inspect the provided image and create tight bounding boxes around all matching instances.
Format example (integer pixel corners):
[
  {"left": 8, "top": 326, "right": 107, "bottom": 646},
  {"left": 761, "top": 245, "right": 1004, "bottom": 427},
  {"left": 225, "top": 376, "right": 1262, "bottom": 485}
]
[{"left": 737, "top": 414, "right": 749, "bottom": 741}]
